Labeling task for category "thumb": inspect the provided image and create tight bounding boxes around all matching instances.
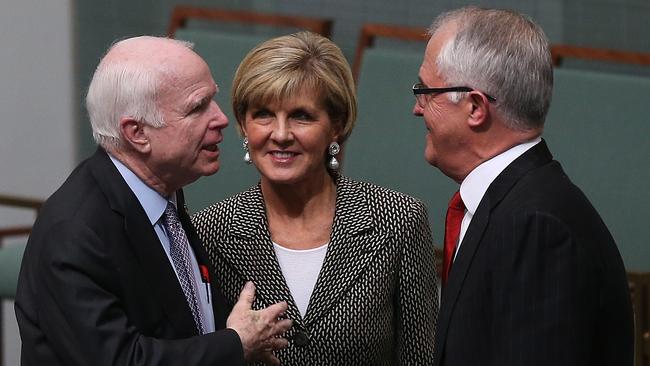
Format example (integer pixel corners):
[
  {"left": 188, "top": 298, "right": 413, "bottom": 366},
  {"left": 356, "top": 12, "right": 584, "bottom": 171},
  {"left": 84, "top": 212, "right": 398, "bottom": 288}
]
[{"left": 233, "top": 281, "right": 255, "bottom": 311}]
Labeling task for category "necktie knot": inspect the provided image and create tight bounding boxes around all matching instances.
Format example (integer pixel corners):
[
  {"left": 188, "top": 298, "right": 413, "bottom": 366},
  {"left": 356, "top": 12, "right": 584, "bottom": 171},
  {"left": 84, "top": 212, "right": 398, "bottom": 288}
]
[
  {"left": 163, "top": 202, "right": 180, "bottom": 226},
  {"left": 449, "top": 191, "right": 465, "bottom": 211}
]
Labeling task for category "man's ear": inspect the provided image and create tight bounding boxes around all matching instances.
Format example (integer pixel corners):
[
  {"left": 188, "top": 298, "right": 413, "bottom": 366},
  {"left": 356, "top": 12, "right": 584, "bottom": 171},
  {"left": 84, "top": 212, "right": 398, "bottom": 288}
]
[
  {"left": 119, "top": 117, "right": 150, "bottom": 153},
  {"left": 467, "top": 91, "right": 490, "bottom": 128}
]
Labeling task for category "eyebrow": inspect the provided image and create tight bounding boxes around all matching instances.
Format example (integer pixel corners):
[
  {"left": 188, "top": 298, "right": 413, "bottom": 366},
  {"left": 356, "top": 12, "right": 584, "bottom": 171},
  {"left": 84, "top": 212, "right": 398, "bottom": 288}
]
[{"left": 186, "top": 84, "right": 219, "bottom": 111}]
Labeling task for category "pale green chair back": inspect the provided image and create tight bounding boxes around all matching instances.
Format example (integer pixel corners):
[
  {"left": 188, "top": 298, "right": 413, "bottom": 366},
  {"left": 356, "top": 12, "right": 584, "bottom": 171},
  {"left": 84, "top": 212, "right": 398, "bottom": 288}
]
[
  {"left": 174, "top": 29, "right": 268, "bottom": 212},
  {"left": 545, "top": 68, "right": 650, "bottom": 271},
  {"left": 344, "top": 47, "right": 456, "bottom": 243},
  {"left": 0, "top": 244, "right": 26, "bottom": 298}
]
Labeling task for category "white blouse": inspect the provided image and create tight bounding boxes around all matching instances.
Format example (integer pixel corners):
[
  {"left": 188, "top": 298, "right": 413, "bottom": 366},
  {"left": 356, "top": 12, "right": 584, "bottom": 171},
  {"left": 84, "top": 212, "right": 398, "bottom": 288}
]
[{"left": 272, "top": 242, "right": 328, "bottom": 317}]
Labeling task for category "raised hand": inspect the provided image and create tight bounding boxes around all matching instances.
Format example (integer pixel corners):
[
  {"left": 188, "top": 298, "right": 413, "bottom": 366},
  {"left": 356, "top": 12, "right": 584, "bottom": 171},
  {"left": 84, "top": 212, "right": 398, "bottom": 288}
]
[{"left": 227, "top": 282, "right": 293, "bottom": 365}]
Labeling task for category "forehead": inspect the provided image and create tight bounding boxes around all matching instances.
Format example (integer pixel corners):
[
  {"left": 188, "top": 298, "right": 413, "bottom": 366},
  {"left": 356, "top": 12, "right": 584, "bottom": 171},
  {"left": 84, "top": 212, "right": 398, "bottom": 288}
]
[
  {"left": 160, "top": 55, "right": 216, "bottom": 97},
  {"left": 250, "top": 82, "right": 323, "bottom": 109},
  {"left": 419, "top": 24, "right": 456, "bottom": 82}
]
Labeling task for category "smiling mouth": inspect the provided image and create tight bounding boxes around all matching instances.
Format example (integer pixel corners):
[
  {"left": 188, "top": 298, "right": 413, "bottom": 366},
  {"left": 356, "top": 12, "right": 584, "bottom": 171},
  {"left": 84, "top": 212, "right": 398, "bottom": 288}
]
[{"left": 271, "top": 151, "right": 296, "bottom": 158}]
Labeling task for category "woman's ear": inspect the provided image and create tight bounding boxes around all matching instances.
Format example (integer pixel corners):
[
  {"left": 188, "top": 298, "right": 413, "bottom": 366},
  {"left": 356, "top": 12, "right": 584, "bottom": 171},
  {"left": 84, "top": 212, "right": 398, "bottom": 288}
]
[
  {"left": 331, "top": 118, "right": 344, "bottom": 142},
  {"left": 239, "top": 121, "right": 248, "bottom": 137},
  {"left": 120, "top": 117, "right": 150, "bottom": 153}
]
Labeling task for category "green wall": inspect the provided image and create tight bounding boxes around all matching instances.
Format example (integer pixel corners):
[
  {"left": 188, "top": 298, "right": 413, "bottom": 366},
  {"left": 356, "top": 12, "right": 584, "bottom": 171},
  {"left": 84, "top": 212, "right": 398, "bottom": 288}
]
[{"left": 75, "top": 0, "right": 650, "bottom": 270}]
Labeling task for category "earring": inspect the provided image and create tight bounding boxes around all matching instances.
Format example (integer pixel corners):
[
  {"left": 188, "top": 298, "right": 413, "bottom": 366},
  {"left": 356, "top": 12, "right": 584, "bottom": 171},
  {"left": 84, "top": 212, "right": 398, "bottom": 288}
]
[
  {"left": 243, "top": 138, "right": 252, "bottom": 165},
  {"left": 327, "top": 142, "right": 340, "bottom": 171}
]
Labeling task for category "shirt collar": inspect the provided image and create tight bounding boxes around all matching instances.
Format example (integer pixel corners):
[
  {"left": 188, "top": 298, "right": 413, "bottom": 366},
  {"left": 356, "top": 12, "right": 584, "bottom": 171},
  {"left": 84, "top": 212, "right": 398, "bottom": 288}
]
[
  {"left": 460, "top": 137, "right": 541, "bottom": 215},
  {"left": 108, "top": 153, "right": 175, "bottom": 225}
]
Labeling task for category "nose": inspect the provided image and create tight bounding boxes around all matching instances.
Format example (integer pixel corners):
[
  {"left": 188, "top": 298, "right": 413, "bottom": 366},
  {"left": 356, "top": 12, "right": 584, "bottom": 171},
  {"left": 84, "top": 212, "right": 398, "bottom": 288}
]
[
  {"left": 271, "top": 117, "right": 293, "bottom": 144},
  {"left": 209, "top": 101, "right": 229, "bottom": 129},
  {"left": 412, "top": 101, "right": 424, "bottom": 117}
]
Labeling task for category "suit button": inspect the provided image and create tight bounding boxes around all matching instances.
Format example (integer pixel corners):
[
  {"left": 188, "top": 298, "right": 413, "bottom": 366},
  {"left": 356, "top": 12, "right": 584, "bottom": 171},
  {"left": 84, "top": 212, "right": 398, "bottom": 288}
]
[{"left": 293, "top": 331, "right": 309, "bottom": 347}]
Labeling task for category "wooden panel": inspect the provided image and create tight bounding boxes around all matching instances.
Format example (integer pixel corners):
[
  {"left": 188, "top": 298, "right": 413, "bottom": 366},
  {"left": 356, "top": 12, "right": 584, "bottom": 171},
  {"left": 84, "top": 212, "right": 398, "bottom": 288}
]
[
  {"left": 629, "top": 272, "right": 650, "bottom": 366},
  {"left": 167, "top": 5, "right": 333, "bottom": 38},
  {"left": 551, "top": 44, "right": 650, "bottom": 67}
]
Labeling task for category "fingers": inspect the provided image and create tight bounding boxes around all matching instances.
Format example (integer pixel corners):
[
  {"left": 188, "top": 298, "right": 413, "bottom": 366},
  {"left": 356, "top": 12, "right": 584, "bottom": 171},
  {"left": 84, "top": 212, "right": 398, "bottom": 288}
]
[
  {"left": 274, "top": 318, "right": 293, "bottom": 335},
  {"left": 233, "top": 281, "right": 255, "bottom": 311},
  {"left": 267, "top": 337, "right": 288, "bottom": 351},
  {"left": 259, "top": 352, "right": 280, "bottom": 366},
  {"left": 258, "top": 300, "right": 288, "bottom": 321}
]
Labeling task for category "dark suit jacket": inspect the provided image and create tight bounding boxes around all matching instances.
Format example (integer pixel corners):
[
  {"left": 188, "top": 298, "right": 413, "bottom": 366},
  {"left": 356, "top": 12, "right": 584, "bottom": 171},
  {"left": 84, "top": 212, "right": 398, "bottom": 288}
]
[
  {"left": 15, "top": 148, "right": 244, "bottom": 365},
  {"left": 192, "top": 176, "right": 438, "bottom": 365},
  {"left": 433, "top": 140, "right": 634, "bottom": 366}
]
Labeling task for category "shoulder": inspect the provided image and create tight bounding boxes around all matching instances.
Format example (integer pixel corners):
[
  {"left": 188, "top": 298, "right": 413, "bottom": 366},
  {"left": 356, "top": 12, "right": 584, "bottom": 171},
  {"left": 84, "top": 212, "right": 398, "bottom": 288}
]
[
  {"left": 337, "top": 176, "right": 429, "bottom": 233},
  {"left": 338, "top": 175, "right": 427, "bottom": 213},
  {"left": 191, "top": 184, "right": 260, "bottom": 234}
]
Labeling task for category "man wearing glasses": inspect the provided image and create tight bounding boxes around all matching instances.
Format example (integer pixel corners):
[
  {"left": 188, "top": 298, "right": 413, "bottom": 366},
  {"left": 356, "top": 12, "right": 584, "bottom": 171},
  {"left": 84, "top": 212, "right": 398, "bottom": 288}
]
[{"left": 412, "top": 7, "right": 633, "bottom": 366}]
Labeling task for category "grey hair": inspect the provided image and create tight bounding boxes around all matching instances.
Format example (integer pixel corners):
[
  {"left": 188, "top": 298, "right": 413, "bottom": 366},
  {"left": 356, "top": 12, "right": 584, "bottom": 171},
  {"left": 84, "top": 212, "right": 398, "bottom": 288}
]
[
  {"left": 85, "top": 36, "right": 194, "bottom": 149},
  {"left": 429, "top": 7, "right": 553, "bottom": 130}
]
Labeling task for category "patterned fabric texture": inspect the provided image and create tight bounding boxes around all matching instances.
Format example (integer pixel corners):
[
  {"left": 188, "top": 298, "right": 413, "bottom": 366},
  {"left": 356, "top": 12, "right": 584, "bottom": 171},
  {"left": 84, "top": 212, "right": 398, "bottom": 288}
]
[
  {"left": 192, "top": 175, "right": 438, "bottom": 365},
  {"left": 163, "top": 202, "right": 205, "bottom": 335}
]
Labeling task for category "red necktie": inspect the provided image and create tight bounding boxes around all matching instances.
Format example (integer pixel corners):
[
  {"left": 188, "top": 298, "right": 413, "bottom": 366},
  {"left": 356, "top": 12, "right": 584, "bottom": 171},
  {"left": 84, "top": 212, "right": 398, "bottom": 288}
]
[{"left": 442, "top": 191, "right": 465, "bottom": 286}]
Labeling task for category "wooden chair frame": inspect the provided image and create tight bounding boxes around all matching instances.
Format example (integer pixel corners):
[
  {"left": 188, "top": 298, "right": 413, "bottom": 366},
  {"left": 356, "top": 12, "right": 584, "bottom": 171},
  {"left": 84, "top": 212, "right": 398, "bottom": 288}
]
[
  {"left": 0, "top": 194, "right": 42, "bottom": 366},
  {"left": 629, "top": 272, "right": 650, "bottom": 366},
  {"left": 551, "top": 44, "right": 650, "bottom": 67},
  {"left": 167, "top": 5, "right": 333, "bottom": 38},
  {"left": 352, "top": 23, "right": 428, "bottom": 83}
]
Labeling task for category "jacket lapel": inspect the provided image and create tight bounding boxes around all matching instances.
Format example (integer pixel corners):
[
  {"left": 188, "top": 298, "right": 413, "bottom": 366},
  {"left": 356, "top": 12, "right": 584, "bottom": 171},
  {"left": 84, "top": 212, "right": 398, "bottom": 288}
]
[
  {"left": 218, "top": 184, "right": 305, "bottom": 323},
  {"left": 434, "top": 140, "right": 554, "bottom": 365},
  {"left": 88, "top": 148, "right": 198, "bottom": 337},
  {"left": 303, "top": 176, "right": 389, "bottom": 326}
]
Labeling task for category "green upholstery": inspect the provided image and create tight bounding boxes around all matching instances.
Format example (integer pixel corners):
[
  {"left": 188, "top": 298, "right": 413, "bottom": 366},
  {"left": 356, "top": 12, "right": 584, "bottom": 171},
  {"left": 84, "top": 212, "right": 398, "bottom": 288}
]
[
  {"left": 545, "top": 68, "right": 650, "bottom": 271},
  {"left": 345, "top": 48, "right": 650, "bottom": 271},
  {"left": 0, "top": 244, "right": 26, "bottom": 298},
  {"left": 174, "top": 29, "right": 269, "bottom": 212},
  {"left": 344, "top": 48, "right": 456, "bottom": 244}
]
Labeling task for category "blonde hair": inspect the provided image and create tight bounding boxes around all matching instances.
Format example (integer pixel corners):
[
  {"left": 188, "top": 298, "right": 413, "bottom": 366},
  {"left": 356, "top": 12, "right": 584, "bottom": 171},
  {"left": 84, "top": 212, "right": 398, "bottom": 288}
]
[{"left": 232, "top": 31, "right": 357, "bottom": 143}]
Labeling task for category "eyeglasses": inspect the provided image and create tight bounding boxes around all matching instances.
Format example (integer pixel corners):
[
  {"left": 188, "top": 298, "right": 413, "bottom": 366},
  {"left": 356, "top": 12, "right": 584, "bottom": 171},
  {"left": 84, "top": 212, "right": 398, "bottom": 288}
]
[{"left": 412, "top": 83, "right": 496, "bottom": 108}]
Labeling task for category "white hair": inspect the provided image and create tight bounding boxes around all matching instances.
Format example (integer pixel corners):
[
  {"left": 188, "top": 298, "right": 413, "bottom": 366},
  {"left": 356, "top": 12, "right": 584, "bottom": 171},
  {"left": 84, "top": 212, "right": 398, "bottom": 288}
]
[
  {"left": 85, "top": 37, "right": 194, "bottom": 149},
  {"left": 430, "top": 7, "right": 553, "bottom": 130}
]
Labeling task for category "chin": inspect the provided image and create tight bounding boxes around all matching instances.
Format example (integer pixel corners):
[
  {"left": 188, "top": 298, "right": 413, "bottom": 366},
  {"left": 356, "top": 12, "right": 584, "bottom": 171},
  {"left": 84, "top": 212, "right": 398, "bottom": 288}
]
[
  {"left": 260, "top": 170, "right": 311, "bottom": 186},
  {"left": 200, "top": 163, "right": 221, "bottom": 177}
]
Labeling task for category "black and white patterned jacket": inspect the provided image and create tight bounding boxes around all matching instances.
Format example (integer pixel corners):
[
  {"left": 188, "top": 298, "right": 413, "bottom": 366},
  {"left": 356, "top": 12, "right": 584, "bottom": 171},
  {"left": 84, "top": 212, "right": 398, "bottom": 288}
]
[{"left": 192, "top": 175, "right": 438, "bottom": 365}]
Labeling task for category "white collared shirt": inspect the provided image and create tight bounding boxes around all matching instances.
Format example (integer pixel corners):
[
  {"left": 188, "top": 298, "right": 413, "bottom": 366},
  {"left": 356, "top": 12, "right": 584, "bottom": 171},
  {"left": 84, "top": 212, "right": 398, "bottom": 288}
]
[
  {"left": 109, "top": 154, "right": 215, "bottom": 333},
  {"left": 455, "top": 138, "right": 542, "bottom": 260}
]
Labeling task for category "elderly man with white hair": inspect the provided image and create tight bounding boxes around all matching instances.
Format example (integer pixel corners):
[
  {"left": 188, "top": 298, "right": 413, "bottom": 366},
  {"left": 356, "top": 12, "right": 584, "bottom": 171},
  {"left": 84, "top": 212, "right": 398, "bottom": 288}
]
[{"left": 15, "top": 36, "right": 292, "bottom": 366}]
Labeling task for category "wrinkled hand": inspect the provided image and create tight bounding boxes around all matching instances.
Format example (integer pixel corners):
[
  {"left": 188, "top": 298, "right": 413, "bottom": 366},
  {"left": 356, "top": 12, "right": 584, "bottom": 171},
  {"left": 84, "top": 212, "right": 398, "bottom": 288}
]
[{"left": 227, "top": 281, "right": 293, "bottom": 365}]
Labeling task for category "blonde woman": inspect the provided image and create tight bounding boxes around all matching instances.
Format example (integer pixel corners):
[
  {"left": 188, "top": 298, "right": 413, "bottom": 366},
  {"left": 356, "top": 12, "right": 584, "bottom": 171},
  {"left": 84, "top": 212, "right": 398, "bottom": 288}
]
[{"left": 193, "top": 32, "right": 438, "bottom": 365}]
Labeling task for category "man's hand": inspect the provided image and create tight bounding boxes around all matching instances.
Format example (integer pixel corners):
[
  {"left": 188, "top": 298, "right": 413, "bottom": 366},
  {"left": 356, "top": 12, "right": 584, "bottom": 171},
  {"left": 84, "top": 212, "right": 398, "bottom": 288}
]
[{"left": 227, "top": 281, "right": 293, "bottom": 365}]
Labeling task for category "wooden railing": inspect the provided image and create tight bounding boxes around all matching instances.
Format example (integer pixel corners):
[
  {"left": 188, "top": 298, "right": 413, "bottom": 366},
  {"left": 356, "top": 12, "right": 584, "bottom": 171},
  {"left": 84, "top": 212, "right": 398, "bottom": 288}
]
[
  {"left": 551, "top": 44, "right": 650, "bottom": 67},
  {"left": 352, "top": 23, "right": 428, "bottom": 82},
  {"left": 0, "top": 194, "right": 42, "bottom": 247},
  {"left": 167, "top": 5, "right": 333, "bottom": 38}
]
